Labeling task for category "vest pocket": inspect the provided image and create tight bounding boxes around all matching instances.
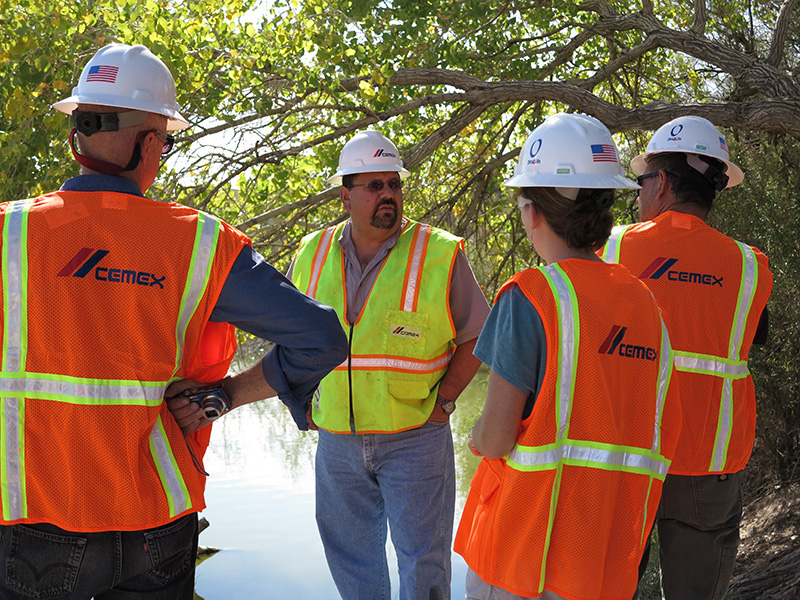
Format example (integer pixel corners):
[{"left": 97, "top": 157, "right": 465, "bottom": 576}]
[
  {"left": 6, "top": 525, "right": 86, "bottom": 598},
  {"left": 388, "top": 379, "right": 432, "bottom": 406}
]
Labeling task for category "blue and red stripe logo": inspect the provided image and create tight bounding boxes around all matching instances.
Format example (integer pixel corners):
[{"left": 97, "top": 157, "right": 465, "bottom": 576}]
[
  {"left": 639, "top": 257, "right": 678, "bottom": 280},
  {"left": 58, "top": 248, "right": 165, "bottom": 288}
]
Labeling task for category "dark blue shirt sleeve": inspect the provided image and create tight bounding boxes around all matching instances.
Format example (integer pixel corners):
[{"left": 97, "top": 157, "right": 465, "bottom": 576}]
[
  {"left": 211, "top": 246, "right": 348, "bottom": 430},
  {"left": 473, "top": 283, "right": 548, "bottom": 419}
]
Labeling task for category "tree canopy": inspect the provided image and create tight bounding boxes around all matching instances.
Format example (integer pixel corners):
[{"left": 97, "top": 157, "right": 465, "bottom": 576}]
[{"left": 2, "top": 0, "right": 798, "bottom": 273}]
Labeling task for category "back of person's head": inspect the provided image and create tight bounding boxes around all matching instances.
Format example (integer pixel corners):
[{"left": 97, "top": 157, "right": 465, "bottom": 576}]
[
  {"left": 631, "top": 116, "right": 744, "bottom": 211},
  {"left": 52, "top": 44, "right": 188, "bottom": 175},
  {"left": 504, "top": 112, "right": 639, "bottom": 250},
  {"left": 520, "top": 186, "right": 616, "bottom": 251},
  {"left": 644, "top": 152, "right": 726, "bottom": 212}
]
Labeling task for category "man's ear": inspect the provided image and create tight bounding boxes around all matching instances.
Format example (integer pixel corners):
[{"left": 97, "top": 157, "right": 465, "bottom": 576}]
[{"left": 340, "top": 186, "right": 351, "bottom": 210}]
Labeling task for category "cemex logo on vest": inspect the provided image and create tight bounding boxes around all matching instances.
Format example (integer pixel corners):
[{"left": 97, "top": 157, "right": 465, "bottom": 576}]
[
  {"left": 390, "top": 324, "right": 422, "bottom": 339},
  {"left": 599, "top": 325, "right": 658, "bottom": 361},
  {"left": 374, "top": 149, "right": 397, "bottom": 158},
  {"left": 58, "top": 248, "right": 166, "bottom": 289},
  {"left": 639, "top": 257, "right": 723, "bottom": 287}
]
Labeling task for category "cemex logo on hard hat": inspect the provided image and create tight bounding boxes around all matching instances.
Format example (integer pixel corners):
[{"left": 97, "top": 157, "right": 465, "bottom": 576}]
[
  {"left": 599, "top": 325, "right": 658, "bottom": 362},
  {"left": 374, "top": 149, "right": 397, "bottom": 158},
  {"left": 639, "top": 257, "right": 723, "bottom": 287},
  {"left": 58, "top": 248, "right": 166, "bottom": 289}
]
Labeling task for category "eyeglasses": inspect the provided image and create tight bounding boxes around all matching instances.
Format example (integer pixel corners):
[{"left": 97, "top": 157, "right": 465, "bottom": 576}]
[
  {"left": 349, "top": 178, "right": 403, "bottom": 193},
  {"left": 134, "top": 129, "right": 175, "bottom": 156},
  {"left": 517, "top": 196, "right": 533, "bottom": 209},
  {"left": 636, "top": 170, "right": 683, "bottom": 187},
  {"left": 636, "top": 172, "right": 660, "bottom": 186},
  {"left": 152, "top": 130, "right": 175, "bottom": 155}
]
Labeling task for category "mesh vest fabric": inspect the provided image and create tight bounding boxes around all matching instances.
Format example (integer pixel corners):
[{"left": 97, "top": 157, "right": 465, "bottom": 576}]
[
  {"left": 292, "top": 219, "right": 460, "bottom": 433},
  {"left": 0, "top": 191, "right": 249, "bottom": 531},
  {"left": 599, "top": 211, "right": 773, "bottom": 474},
  {"left": 455, "top": 261, "right": 681, "bottom": 599}
]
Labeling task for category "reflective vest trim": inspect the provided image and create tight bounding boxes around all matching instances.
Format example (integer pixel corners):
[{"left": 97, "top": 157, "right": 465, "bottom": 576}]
[
  {"left": 173, "top": 213, "right": 221, "bottom": 377},
  {"left": 0, "top": 373, "right": 166, "bottom": 405},
  {"left": 673, "top": 352, "right": 749, "bottom": 378},
  {"left": 149, "top": 415, "right": 190, "bottom": 517},
  {"left": 2, "top": 200, "right": 33, "bottom": 520},
  {"left": 710, "top": 242, "right": 758, "bottom": 472},
  {"left": 402, "top": 224, "right": 432, "bottom": 312},
  {"left": 508, "top": 264, "right": 673, "bottom": 592},
  {"left": 308, "top": 226, "right": 337, "bottom": 299},
  {"left": 600, "top": 224, "right": 633, "bottom": 264},
  {"left": 507, "top": 440, "right": 671, "bottom": 479},
  {"left": 2, "top": 200, "right": 32, "bottom": 374},
  {"left": 332, "top": 349, "right": 454, "bottom": 374},
  {"left": 603, "top": 225, "right": 760, "bottom": 473},
  {"left": 0, "top": 200, "right": 222, "bottom": 521}
]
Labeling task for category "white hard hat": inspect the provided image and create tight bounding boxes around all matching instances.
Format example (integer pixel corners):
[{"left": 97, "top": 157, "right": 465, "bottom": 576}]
[
  {"left": 326, "top": 130, "right": 411, "bottom": 186},
  {"left": 53, "top": 44, "right": 189, "bottom": 131},
  {"left": 630, "top": 115, "right": 743, "bottom": 187},
  {"left": 504, "top": 113, "right": 639, "bottom": 196}
]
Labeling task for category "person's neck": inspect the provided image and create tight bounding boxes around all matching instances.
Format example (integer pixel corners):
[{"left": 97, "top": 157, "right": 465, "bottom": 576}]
[
  {"left": 658, "top": 200, "right": 709, "bottom": 222},
  {"left": 80, "top": 167, "right": 147, "bottom": 194},
  {"left": 349, "top": 222, "right": 399, "bottom": 269}
]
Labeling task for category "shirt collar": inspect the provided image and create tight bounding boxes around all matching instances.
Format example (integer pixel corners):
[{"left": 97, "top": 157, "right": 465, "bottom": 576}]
[{"left": 59, "top": 174, "right": 144, "bottom": 197}]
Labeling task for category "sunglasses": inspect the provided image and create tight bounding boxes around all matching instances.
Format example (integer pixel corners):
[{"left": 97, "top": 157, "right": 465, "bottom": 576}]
[
  {"left": 135, "top": 129, "right": 175, "bottom": 155},
  {"left": 517, "top": 196, "right": 533, "bottom": 209},
  {"left": 349, "top": 178, "right": 403, "bottom": 193}
]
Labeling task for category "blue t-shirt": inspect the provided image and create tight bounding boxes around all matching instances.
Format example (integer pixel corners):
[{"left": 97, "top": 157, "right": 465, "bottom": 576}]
[{"left": 473, "top": 283, "right": 548, "bottom": 419}]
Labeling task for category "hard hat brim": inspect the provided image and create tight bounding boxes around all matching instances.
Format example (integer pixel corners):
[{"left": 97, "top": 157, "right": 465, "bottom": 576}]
[
  {"left": 503, "top": 172, "right": 640, "bottom": 190},
  {"left": 631, "top": 151, "right": 744, "bottom": 188},
  {"left": 326, "top": 165, "right": 411, "bottom": 187},
  {"left": 53, "top": 95, "right": 190, "bottom": 131}
]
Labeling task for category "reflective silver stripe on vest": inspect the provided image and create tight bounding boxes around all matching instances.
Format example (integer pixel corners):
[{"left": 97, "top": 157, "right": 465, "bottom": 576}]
[
  {"left": 0, "top": 374, "right": 165, "bottom": 405},
  {"left": 601, "top": 224, "right": 632, "bottom": 264},
  {"left": 710, "top": 242, "right": 758, "bottom": 472},
  {"left": 653, "top": 319, "right": 672, "bottom": 454},
  {"left": 508, "top": 442, "right": 670, "bottom": 479},
  {"left": 3, "top": 200, "right": 31, "bottom": 373},
  {"left": 542, "top": 264, "right": 577, "bottom": 439},
  {"left": 338, "top": 351, "right": 454, "bottom": 373},
  {"left": 174, "top": 213, "right": 219, "bottom": 373},
  {"left": 308, "top": 226, "right": 337, "bottom": 298},
  {"left": 402, "top": 224, "right": 430, "bottom": 312},
  {"left": 673, "top": 353, "right": 749, "bottom": 378},
  {"left": 149, "top": 416, "right": 188, "bottom": 516},
  {"left": 2, "top": 200, "right": 32, "bottom": 521}
]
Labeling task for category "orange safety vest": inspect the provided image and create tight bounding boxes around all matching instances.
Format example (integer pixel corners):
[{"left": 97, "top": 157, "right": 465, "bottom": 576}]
[
  {"left": 600, "top": 211, "right": 773, "bottom": 474},
  {"left": 0, "top": 190, "right": 249, "bottom": 532},
  {"left": 455, "top": 261, "right": 680, "bottom": 600}
]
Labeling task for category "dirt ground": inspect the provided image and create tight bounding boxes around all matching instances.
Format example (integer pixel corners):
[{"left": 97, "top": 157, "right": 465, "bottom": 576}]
[{"left": 727, "top": 454, "right": 800, "bottom": 599}]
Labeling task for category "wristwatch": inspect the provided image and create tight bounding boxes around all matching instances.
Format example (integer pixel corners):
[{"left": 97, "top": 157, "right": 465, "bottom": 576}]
[{"left": 435, "top": 393, "right": 456, "bottom": 415}]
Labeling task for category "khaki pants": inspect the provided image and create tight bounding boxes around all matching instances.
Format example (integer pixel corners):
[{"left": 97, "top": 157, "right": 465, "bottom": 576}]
[
  {"left": 638, "top": 472, "right": 742, "bottom": 600},
  {"left": 465, "top": 568, "right": 567, "bottom": 600}
]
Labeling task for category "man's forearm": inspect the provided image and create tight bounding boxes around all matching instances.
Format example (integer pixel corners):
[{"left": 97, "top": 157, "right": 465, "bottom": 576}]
[{"left": 437, "top": 337, "right": 481, "bottom": 401}]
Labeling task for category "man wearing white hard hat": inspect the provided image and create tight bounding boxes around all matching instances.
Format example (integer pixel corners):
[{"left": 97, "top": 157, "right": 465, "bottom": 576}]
[
  {"left": 599, "top": 115, "right": 773, "bottom": 599},
  {"left": 0, "top": 43, "right": 347, "bottom": 599},
  {"left": 289, "top": 130, "right": 490, "bottom": 600}
]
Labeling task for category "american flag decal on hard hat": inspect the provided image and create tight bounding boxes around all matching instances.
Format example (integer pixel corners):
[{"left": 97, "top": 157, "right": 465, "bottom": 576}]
[
  {"left": 591, "top": 144, "right": 618, "bottom": 162},
  {"left": 86, "top": 65, "right": 119, "bottom": 83}
]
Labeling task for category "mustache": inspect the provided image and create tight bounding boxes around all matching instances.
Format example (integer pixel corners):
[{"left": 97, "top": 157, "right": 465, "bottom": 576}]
[{"left": 375, "top": 198, "right": 397, "bottom": 210}]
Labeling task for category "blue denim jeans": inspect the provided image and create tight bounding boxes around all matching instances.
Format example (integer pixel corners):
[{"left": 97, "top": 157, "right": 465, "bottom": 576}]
[
  {"left": 0, "top": 513, "right": 198, "bottom": 600},
  {"left": 316, "top": 421, "right": 456, "bottom": 600}
]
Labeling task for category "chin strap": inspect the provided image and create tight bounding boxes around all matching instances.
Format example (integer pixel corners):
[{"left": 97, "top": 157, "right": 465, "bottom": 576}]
[{"left": 69, "top": 128, "right": 142, "bottom": 175}]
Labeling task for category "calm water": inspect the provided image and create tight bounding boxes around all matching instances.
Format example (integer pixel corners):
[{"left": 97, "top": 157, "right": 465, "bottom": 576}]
[{"left": 193, "top": 367, "right": 488, "bottom": 600}]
